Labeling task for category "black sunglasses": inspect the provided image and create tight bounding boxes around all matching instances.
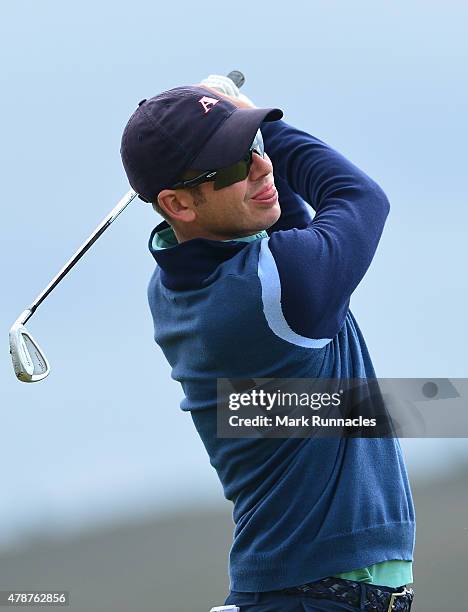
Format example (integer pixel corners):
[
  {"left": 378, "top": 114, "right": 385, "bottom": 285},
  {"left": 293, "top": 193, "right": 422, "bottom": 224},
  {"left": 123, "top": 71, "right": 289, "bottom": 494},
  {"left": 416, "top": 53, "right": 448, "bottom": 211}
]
[{"left": 171, "top": 135, "right": 264, "bottom": 192}]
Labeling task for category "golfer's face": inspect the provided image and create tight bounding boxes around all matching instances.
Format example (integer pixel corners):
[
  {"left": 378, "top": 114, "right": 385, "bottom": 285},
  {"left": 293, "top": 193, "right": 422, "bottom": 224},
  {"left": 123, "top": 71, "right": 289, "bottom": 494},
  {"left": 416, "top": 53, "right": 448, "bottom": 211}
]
[{"left": 195, "top": 151, "right": 281, "bottom": 238}]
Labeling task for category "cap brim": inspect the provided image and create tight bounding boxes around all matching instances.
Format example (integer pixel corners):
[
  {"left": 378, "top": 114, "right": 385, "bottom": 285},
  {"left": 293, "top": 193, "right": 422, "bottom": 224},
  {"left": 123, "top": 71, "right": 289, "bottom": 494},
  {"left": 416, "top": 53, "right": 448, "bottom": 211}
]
[{"left": 190, "top": 106, "right": 283, "bottom": 170}]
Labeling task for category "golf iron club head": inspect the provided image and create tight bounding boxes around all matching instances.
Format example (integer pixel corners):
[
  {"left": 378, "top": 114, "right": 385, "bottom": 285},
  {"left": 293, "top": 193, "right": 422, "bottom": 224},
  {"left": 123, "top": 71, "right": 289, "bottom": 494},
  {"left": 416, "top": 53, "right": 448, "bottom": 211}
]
[{"left": 9, "top": 310, "right": 50, "bottom": 382}]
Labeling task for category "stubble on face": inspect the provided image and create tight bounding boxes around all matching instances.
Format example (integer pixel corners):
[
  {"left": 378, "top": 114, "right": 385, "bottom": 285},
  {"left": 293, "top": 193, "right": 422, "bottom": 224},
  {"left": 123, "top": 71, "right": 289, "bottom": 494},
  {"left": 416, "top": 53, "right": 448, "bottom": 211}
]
[
  {"left": 187, "top": 185, "right": 206, "bottom": 207},
  {"left": 196, "top": 182, "right": 280, "bottom": 239}
]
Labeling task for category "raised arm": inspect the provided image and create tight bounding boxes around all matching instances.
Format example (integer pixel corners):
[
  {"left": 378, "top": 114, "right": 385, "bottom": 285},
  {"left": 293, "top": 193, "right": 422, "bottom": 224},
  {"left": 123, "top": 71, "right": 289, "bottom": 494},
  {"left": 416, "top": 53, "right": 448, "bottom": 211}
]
[{"left": 259, "top": 120, "right": 390, "bottom": 343}]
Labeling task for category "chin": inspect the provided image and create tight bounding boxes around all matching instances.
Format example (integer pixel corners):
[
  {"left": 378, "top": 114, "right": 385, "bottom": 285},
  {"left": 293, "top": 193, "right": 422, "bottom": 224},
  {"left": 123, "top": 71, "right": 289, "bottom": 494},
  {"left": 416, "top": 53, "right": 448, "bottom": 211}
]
[
  {"left": 237, "top": 202, "right": 281, "bottom": 236},
  {"left": 260, "top": 202, "right": 281, "bottom": 229}
]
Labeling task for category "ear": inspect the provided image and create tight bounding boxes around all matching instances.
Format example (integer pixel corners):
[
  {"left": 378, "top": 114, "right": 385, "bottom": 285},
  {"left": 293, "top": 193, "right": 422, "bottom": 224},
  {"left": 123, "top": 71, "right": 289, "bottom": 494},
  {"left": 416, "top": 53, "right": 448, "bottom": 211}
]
[{"left": 157, "top": 189, "right": 197, "bottom": 223}]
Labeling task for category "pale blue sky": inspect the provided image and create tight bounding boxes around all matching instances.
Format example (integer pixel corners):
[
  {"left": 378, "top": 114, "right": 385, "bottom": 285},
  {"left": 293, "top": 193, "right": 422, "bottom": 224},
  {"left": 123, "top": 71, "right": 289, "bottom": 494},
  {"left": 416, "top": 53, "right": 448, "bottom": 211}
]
[{"left": 1, "top": 0, "right": 467, "bottom": 548}]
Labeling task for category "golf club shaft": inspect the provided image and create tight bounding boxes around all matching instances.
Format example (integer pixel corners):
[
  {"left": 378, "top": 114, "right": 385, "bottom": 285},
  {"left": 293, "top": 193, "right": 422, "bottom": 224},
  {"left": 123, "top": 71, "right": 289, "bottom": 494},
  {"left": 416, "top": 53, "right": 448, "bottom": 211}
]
[
  {"left": 19, "top": 70, "right": 245, "bottom": 327},
  {"left": 21, "top": 189, "right": 137, "bottom": 325}
]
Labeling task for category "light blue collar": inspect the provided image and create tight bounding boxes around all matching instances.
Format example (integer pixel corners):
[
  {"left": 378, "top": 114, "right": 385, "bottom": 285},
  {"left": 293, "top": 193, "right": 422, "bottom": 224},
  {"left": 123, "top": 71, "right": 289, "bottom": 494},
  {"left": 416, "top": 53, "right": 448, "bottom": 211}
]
[{"left": 152, "top": 225, "right": 268, "bottom": 250}]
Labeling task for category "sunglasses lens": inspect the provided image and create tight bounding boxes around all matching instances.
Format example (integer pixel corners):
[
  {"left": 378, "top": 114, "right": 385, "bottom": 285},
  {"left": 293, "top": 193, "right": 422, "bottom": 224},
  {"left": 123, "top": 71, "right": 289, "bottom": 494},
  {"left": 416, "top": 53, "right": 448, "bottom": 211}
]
[{"left": 213, "top": 154, "right": 251, "bottom": 191}]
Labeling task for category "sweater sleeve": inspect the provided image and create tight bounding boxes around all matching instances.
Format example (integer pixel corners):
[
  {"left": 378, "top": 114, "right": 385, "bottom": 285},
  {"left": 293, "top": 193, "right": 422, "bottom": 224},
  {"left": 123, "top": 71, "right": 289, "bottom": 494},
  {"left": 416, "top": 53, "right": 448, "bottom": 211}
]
[
  {"left": 266, "top": 174, "right": 314, "bottom": 233},
  {"left": 258, "top": 120, "right": 390, "bottom": 342}
]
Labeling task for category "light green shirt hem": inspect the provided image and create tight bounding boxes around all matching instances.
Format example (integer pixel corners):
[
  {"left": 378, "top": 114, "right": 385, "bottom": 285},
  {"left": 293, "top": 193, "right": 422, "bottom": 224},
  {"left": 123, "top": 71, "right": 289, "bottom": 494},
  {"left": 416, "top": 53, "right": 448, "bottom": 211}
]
[{"left": 333, "top": 560, "right": 413, "bottom": 588}]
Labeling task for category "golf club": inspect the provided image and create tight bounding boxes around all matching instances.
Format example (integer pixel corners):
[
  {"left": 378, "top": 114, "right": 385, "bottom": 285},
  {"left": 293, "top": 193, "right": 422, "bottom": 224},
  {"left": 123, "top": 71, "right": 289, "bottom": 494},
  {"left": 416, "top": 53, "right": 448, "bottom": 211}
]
[{"left": 9, "top": 70, "right": 246, "bottom": 382}]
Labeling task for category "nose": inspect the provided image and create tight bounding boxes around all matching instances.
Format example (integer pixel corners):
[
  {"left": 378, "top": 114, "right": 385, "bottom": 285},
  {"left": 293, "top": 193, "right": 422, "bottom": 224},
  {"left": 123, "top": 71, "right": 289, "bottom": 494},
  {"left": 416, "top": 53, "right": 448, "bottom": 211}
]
[{"left": 248, "top": 151, "right": 273, "bottom": 181}]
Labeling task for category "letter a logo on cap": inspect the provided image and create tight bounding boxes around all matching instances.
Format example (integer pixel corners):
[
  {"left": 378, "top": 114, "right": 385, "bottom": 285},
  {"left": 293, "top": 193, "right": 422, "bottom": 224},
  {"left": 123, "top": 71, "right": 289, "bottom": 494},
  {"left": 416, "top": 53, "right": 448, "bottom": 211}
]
[{"left": 199, "top": 96, "right": 220, "bottom": 114}]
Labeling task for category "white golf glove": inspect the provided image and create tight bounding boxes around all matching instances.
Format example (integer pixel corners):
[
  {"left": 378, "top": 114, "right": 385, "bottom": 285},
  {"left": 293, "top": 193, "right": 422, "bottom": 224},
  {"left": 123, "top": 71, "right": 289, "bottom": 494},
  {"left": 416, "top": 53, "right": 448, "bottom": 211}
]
[{"left": 200, "top": 74, "right": 256, "bottom": 108}]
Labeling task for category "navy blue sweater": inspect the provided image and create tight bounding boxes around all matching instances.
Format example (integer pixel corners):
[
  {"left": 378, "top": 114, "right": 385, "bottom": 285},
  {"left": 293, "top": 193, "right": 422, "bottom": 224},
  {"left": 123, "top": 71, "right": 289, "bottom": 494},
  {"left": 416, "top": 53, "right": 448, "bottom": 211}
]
[{"left": 147, "top": 120, "right": 415, "bottom": 591}]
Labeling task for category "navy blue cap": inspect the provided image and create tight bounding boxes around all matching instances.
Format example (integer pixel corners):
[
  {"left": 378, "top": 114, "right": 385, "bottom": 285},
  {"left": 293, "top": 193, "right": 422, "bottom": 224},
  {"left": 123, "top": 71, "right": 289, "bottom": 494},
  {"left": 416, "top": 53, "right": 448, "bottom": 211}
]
[{"left": 120, "top": 86, "right": 283, "bottom": 203}]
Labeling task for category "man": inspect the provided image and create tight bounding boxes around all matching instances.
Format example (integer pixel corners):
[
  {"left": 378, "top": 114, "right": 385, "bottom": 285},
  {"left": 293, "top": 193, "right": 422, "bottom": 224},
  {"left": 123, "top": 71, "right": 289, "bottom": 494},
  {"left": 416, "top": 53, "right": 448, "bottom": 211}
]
[{"left": 120, "top": 75, "right": 415, "bottom": 612}]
